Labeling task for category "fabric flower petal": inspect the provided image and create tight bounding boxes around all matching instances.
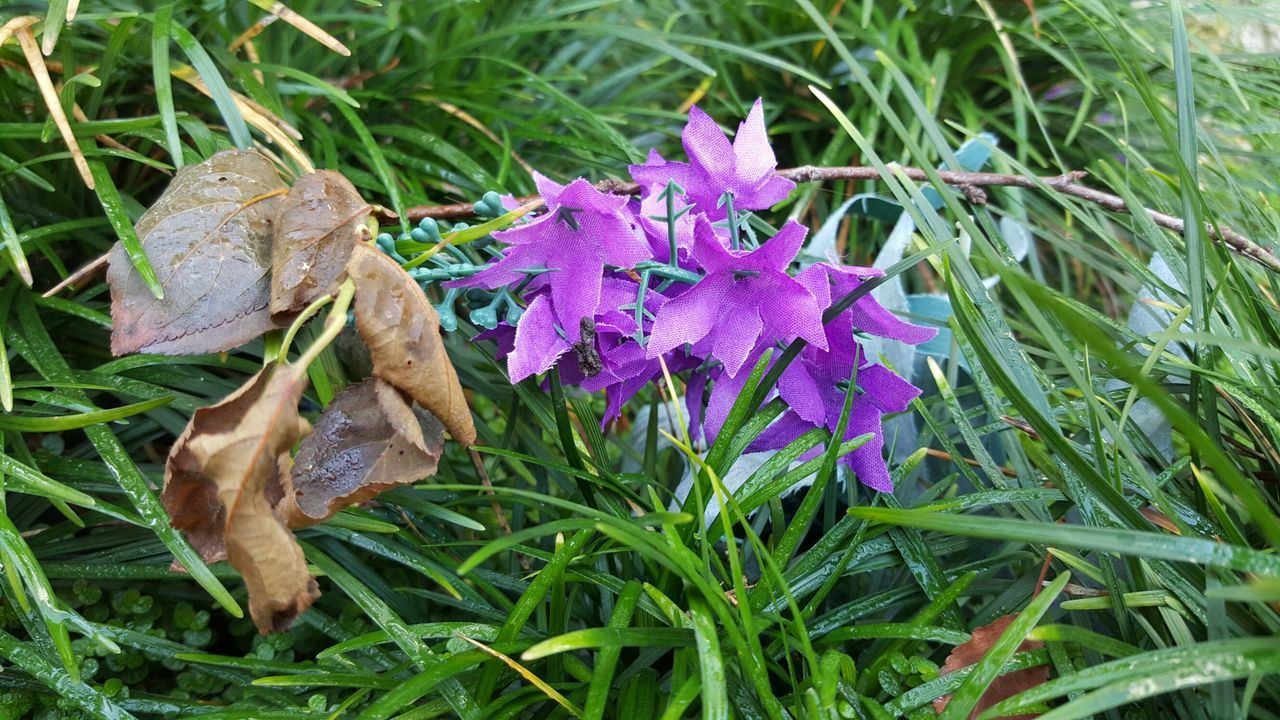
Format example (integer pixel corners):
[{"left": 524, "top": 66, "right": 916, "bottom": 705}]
[
  {"left": 703, "top": 366, "right": 753, "bottom": 443},
  {"left": 547, "top": 257, "right": 604, "bottom": 342},
  {"left": 645, "top": 279, "right": 729, "bottom": 359},
  {"left": 508, "top": 295, "right": 571, "bottom": 382},
  {"left": 748, "top": 410, "right": 816, "bottom": 453},
  {"left": 850, "top": 295, "right": 938, "bottom": 345},
  {"left": 686, "top": 369, "right": 709, "bottom": 444},
  {"left": 762, "top": 279, "right": 828, "bottom": 351},
  {"left": 738, "top": 174, "right": 796, "bottom": 211},
  {"left": 857, "top": 363, "right": 921, "bottom": 414},
  {"left": 731, "top": 99, "right": 778, "bottom": 186},
  {"left": 844, "top": 397, "right": 893, "bottom": 492},
  {"left": 628, "top": 151, "right": 702, "bottom": 200},
  {"left": 533, "top": 171, "right": 567, "bottom": 209},
  {"left": 752, "top": 220, "right": 809, "bottom": 273},
  {"left": 712, "top": 299, "right": 763, "bottom": 378},
  {"left": 777, "top": 362, "right": 826, "bottom": 425},
  {"left": 682, "top": 105, "right": 735, "bottom": 180}
]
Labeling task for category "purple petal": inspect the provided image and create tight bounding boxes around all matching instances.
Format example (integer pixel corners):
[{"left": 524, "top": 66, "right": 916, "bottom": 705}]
[
  {"left": 547, "top": 259, "right": 603, "bottom": 343},
  {"left": 857, "top": 363, "right": 920, "bottom": 414},
  {"left": 445, "top": 244, "right": 543, "bottom": 289},
  {"left": 850, "top": 295, "right": 938, "bottom": 345},
  {"left": 686, "top": 369, "right": 709, "bottom": 444},
  {"left": 749, "top": 410, "right": 815, "bottom": 453},
  {"left": 638, "top": 187, "right": 696, "bottom": 264},
  {"left": 555, "top": 177, "right": 630, "bottom": 216},
  {"left": 736, "top": 174, "right": 796, "bottom": 211},
  {"left": 762, "top": 279, "right": 828, "bottom": 351},
  {"left": 796, "top": 264, "right": 833, "bottom": 307},
  {"left": 533, "top": 171, "right": 567, "bottom": 209},
  {"left": 843, "top": 398, "right": 892, "bottom": 492},
  {"left": 601, "top": 370, "right": 658, "bottom": 426},
  {"left": 682, "top": 105, "right": 734, "bottom": 180},
  {"left": 690, "top": 215, "right": 735, "bottom": 274},
  {"left": 645, "top": 279, "right": 728, "bottom": 359},
  {"left": 509, "top": 294, "right": 571, "bottom": 382},
  {"left": 704, "top": 366, "right": 754, "bottom": 443},
  {"left": 777, "top": 362, "right": 826, "bottom": 425},
  {"left": 474, "top": 324, "right": 516, "bottom": 359},
  {"left": 731, "top": 99, "right": 777, "bottom": 186},
  {"left": 749, "top": 220, "right": 807, "bottom": 273},
  {"left": 629, "top": 152, "right": 702, "bottom": 199},
  {"left": 712, "top": 298, "right": 763, "bottom": 378}
]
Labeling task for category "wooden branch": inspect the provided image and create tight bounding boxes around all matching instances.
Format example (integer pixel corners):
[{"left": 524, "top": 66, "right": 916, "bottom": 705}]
[{"left": 402, "top": 164, "right": 1280, "bottom": 273}]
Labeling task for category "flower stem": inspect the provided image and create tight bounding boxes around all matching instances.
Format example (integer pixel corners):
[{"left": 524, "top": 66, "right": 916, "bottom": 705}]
[
  {"left": 721, "top": 191, "right": 740, "bottom": 251},
  {"left": 664, "top": 180, "right": 680, "bottom": 267},
  {"left": 290, "top": 278, "right": 357, "bottom": 373},
  {"left": 634, "top": 268, "right": 651, "bottom": 346},
  {"left": 634, "top": 261, "right": 701, "bottom": 285}
]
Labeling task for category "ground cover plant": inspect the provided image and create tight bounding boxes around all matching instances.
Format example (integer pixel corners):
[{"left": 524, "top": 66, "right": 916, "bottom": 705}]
[{"left": 0, "top": 1, "right": 1278, "bottom": 718}]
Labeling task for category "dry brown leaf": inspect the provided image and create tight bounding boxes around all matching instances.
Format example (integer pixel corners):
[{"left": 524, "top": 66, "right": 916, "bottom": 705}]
[
  {"left": 270, "top": 170, "right": 370, "bottom": 316},
  {"left": 163, "top": 363, "right": 318, "bottom": 634},
  {"left": 934, "top": 614, "right": 1048, "bottom": 720},
  {"left": 108, "top": 149, "right": 288, "bottom": 356},
  {"left": 276, "top": 378, "right": 444, "bottom": 527},
  {"left": 348, "top": 242, "right": 476, "bottom": 446}
]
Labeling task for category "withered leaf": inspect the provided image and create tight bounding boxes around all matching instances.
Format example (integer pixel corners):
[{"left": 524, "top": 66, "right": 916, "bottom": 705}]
[
  {"left": 109, "top": 149, "right": 288, "bottom": 356},
  {"left": 163, "top": 362, "right": 318, "bottom": 634},
  {"left": 348, "top": 242, "right": 476, "bottom": 446},
  {"left": 933, "top": 614, "right": 1048, "bottom": 720},
  {"left": 276, "top": 378, "right": 444, "bottom": 528},
  {"left": 270, "top": 170, "right": 371, "bottom": 317}
]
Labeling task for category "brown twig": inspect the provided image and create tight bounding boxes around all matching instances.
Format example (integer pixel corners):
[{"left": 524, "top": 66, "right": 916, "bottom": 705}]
[
  {"left": 924, "top": 448, "right": 1017, "bottom": 478},
  {"left": 43, "top": 251, "right": 108, "bottom": 297},
  {"left": 402, "top": 165, "right": 1279, "bottom": 273}
]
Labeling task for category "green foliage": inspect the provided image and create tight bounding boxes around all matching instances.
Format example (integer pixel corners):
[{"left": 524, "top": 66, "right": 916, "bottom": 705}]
[{"left": 0, "top": 1, "right": 1278, "bottom": 718}]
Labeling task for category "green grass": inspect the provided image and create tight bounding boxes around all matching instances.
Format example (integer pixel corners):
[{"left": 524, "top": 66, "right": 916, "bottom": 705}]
[{"left": 0, "top": 0, "right": 1278, "bottom": 718}]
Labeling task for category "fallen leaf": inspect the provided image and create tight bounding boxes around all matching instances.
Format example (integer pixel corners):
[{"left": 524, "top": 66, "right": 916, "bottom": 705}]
[
  {"left": 276, "top": 378, "right": 444, "bottom": 527},
  {"left": 270, "top": 170, "right": 370, "bottom": 316},
  {"left": 348, "top": 242, "right": 476, "bottom": 445},
  {"left": 108, "top": 149, "right": 287, "bottom": 356},
  {"left": 933, "top": 614, "right": 1048, "bottom": 720},
  {"left": 1139, "top": 506, "right": 1181, "bottom": 535},
  {"left": 163, "top": 362, "right": 318, "bottom": 634}
]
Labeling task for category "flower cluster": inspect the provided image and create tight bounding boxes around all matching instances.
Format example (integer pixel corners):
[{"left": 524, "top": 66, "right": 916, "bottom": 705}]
[{"left": 446, "top": 100, "right": 936, "bottom": 492}]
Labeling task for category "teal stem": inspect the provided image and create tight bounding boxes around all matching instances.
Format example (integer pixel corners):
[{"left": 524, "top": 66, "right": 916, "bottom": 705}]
[
  {"left": 469, "top": 289, "right": 508, "bottom": 330},
  {"left": 633, "top": 261, "right": 701, "bottom": 284},
  {"left": 634, "top": 269, "right": 651, "bottom": 346},
  {"left": 721, "top": 191, "right": 740, "bottom": 251},
  {"left": 664, "top": 180, "right": 680, "bottom": 267},
  {"left": 411, "top": 263, "right": 486, "bottom": 284}
]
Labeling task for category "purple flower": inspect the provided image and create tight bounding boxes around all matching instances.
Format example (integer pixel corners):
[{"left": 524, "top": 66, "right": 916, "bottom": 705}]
[
  {"left": 699, "top": 262, "right": 936, "bottom": 492},
  {"left": 645, "top": 216, "right": 827, "bottom": 378},
  {"left": 447, "top": 179, "right": 651, "bottom": 379},
  {"left": 796, "top": 263, "right": 938, "bottom": 352},
  {"left": 763, "top": 354, "right": 921, "bottom": 492},
  {"left": 497, "top": 275, "right": 671, "bottom": 397},
  {"left": 629, "top": 99, "right": 795, "bottom": 220}
]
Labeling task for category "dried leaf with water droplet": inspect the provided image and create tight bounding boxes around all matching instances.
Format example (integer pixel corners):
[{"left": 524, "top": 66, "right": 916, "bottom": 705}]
[
  {"left": 348, "top": 242, "right": 476, "bottom": 446},
  {"left": 163, "top": 362, "right": 318, "bottom": 634},
  {"left": 933, "top": 614, "right": 1047, "bottom": 720},
  {"left": 276, "top": 378, "right": 444, "bottom": 527},
  {"left": 108, "top": 149, "right": 287, "bottom": 355},
  {"left": 270, "top": 170, "right": 370, "bottom": 316}
]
